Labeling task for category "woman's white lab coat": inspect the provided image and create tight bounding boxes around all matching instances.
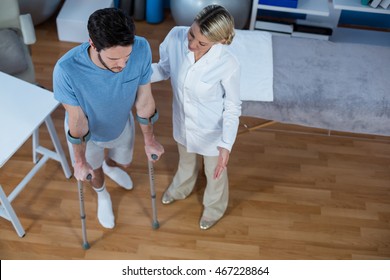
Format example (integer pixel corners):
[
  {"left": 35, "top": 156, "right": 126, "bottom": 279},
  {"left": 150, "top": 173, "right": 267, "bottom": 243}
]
[{"left": 151, "top": 26, "right": 241, "bottom": 157}]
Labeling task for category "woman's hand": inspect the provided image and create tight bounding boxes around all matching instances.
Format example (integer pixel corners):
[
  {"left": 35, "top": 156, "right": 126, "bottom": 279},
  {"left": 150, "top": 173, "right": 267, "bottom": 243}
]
[{"left": 214, "top": 147, "right": 230, "bottom": 179}]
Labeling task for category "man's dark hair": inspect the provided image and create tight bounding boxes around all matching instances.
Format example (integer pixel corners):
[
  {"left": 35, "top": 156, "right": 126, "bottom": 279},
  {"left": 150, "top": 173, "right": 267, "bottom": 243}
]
[{"left": 87, "top": 8, "right": 135, "bottom": 52}]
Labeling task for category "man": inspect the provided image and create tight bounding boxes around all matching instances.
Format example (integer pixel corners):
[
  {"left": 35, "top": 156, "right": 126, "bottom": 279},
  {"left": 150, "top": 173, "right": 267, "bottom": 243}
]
[{"left": 53, "top": 8, "right": 164, "bottom": 229}]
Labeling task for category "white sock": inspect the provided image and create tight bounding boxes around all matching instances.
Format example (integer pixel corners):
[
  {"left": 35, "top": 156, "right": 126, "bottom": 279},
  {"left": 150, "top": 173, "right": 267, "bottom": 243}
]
[
  {"left": 102, "top": 160, "right": 133, "bottom": 190},
  {"left": 93, "top": 185, "right": 115, "bottom": 229}
]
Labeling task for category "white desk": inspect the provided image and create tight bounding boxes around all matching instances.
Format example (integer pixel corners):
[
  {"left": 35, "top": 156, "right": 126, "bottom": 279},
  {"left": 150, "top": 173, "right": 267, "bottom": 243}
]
[{"left": 0, "top": 71, "right": 71, "bottom": 237}]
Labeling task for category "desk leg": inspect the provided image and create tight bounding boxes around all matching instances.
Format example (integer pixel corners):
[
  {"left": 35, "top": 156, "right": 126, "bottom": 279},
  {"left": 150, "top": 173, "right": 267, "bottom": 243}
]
[
  {"left": 45, "top": 116, "right": 72, "bottom": 179},
  {"left": 32, "top": 129, "right": 40, "bottom": 164},
  {"left": 0, "top": 185, "right": 25, "bottom": 237}
]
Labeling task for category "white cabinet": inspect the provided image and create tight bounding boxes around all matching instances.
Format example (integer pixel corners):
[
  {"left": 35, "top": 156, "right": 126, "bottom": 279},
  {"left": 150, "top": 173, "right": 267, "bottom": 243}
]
[
  {"left": 333, "top": 0, "right": 390, "bottom": 14},
  {"left": 249, "top": 0, "right": 390, "bottom": 31},
  {"left": 331, "top": 0, "right": 390, "bottom": 45},
  {"left": 249, "top": 0, "right": 330, "bottom": 30}
]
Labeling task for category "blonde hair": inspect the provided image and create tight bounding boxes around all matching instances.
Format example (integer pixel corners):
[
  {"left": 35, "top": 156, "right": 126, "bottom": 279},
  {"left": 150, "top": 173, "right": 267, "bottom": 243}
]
[{"left": 195, "top": 5, "right": 235, "bottom": 45}]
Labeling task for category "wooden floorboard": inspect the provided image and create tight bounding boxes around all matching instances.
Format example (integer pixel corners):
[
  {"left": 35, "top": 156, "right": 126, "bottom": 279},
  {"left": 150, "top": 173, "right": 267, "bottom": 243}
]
[{"left": 1, "top": 11, "right": 389, "bottom": 260}]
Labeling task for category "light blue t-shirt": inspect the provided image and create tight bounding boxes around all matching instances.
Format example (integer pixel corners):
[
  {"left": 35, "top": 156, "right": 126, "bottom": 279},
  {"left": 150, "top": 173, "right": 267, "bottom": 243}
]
[{"left": 53, "top": 36, "right": 152, "bottom": 142}]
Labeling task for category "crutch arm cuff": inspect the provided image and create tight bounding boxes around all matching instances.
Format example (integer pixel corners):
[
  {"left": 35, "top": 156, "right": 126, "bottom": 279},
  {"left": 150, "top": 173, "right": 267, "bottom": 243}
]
[
  {"left": 67, "top": 130, "right": 91, "bottom": 145},
  {"left": 136, "top": 109, "right": 159, "bottom": 125}
]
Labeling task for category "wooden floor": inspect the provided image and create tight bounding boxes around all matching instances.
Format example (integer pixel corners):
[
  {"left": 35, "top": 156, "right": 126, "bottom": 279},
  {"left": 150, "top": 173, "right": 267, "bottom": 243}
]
[{"left": 1, "top": 11, "right": 390, "bottom": 260}]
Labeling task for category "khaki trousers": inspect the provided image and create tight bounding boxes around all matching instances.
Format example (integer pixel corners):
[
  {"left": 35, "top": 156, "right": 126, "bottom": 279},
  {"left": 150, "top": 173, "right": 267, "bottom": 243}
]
[{"left": 166, "top": 143, "right": 229, "bottom": 221}]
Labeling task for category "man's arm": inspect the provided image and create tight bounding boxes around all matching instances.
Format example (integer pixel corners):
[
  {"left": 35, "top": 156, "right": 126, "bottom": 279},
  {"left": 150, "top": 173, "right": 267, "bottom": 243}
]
[
  {"left": 134, "top": 83, "right": 164, "bottom": 161},
  {"left": 63, "top": 104, "right": 93, "bottom": 180}
]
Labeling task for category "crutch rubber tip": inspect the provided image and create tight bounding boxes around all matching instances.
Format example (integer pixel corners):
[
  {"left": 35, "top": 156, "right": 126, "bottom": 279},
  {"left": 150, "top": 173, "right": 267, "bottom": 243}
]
[
  {"left": 152, "top": 221, "right": 160, "bottom": 230},
  {"left": 82, "top": 242, "right": 91, "bottom": 250}
]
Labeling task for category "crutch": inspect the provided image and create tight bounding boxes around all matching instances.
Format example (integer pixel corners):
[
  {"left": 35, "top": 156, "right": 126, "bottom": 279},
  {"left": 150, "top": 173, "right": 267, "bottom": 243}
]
[
  {"left": 148, "top": 154, "right": 160, "bottom": 229},
  {"left": 77, "top": 174, "right": 91, "bottom": 250}
]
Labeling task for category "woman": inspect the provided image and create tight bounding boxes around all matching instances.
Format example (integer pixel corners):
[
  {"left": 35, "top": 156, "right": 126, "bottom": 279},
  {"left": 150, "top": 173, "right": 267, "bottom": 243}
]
[{"left": 151, "top": 5, "right": 241, "bottom": 230}]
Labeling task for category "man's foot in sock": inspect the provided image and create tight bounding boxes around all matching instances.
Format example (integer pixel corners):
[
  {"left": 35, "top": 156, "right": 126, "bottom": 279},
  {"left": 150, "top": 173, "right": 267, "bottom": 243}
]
[
  {"left": 95, "top": 187, "right": 115, "bottom": 229},
  {"left": 102, "top": 160, "right": 133, "bottom": 190}
]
